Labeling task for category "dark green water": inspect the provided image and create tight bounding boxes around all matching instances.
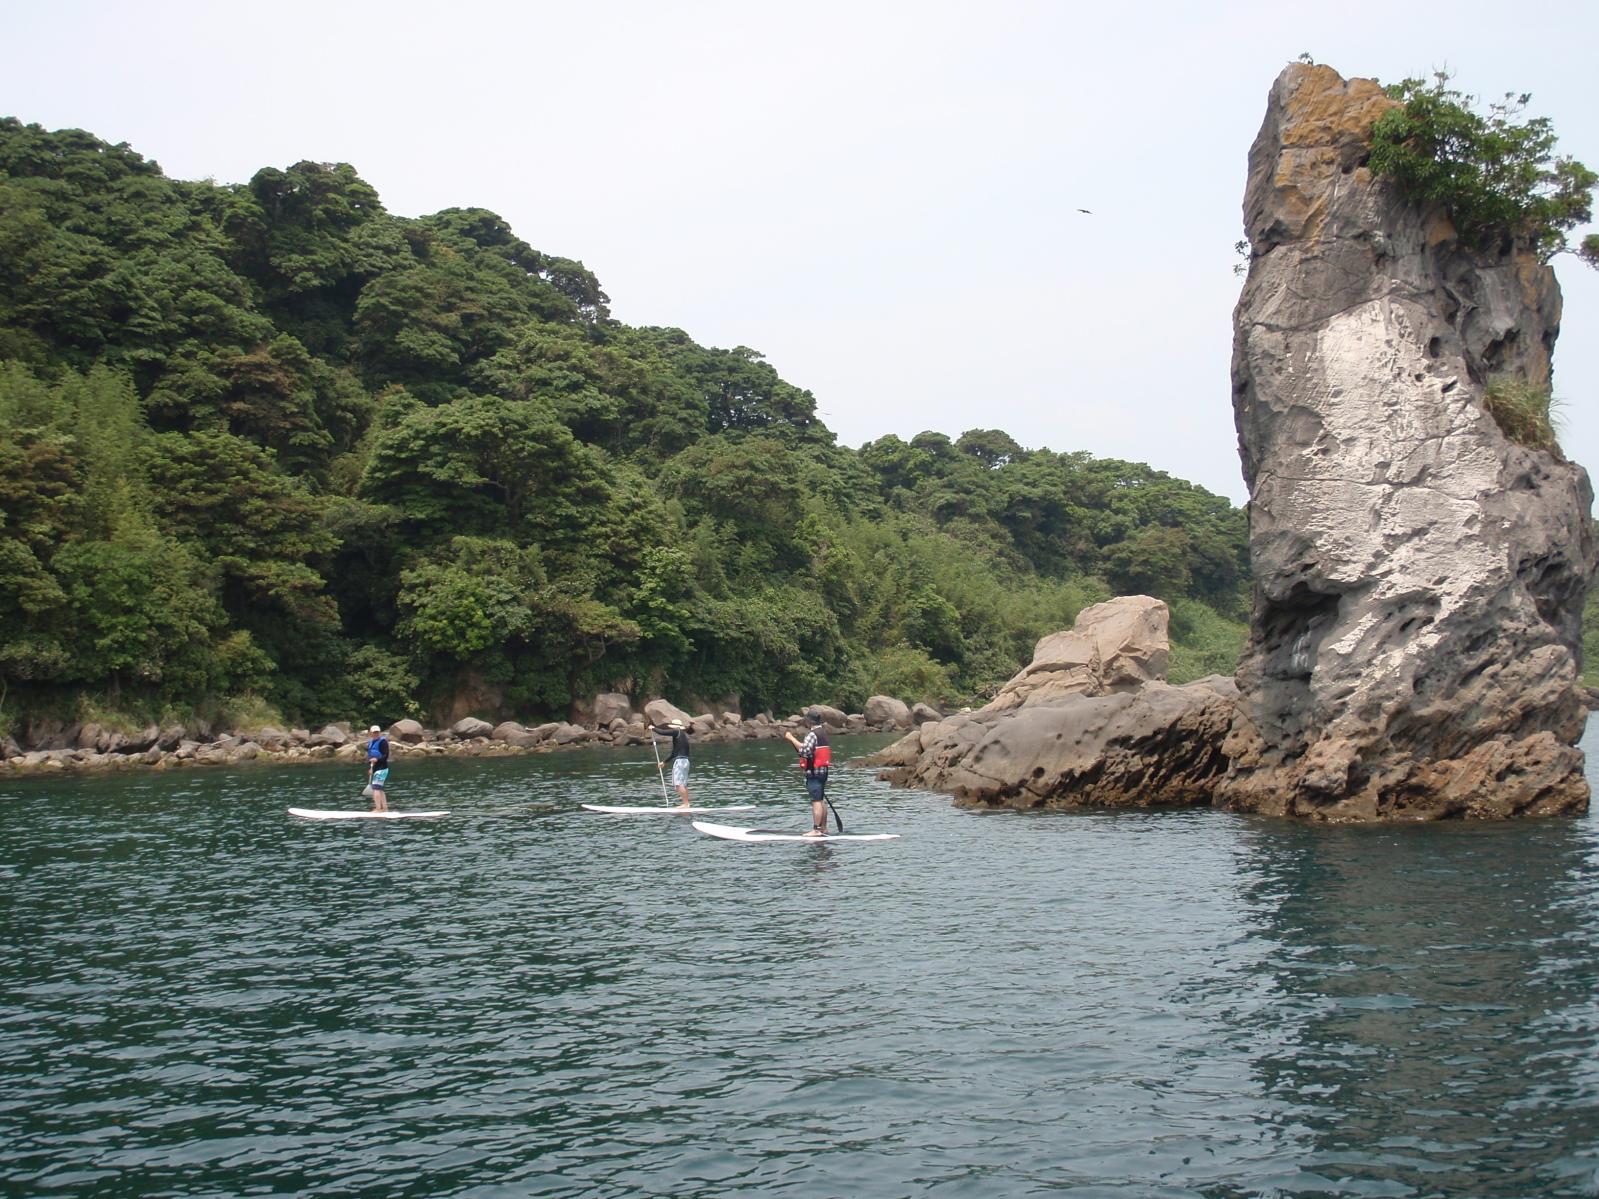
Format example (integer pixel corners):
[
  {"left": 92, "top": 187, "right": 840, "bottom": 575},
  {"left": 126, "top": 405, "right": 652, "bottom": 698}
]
[{"left": 6, "top": 728, "right": 1599, "bottom": 1197}]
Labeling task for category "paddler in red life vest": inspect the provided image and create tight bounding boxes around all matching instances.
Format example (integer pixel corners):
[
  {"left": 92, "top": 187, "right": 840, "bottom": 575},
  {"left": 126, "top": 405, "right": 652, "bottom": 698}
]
[{"left": 783, "top": 710, "right": 832, "bottom": 836}]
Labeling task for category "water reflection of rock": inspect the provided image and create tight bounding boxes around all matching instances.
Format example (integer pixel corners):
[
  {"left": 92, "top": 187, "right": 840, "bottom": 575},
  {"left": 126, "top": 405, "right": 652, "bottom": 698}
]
[{"left": 1229, "top": 820, "right": 1599, "bottom": 1193}]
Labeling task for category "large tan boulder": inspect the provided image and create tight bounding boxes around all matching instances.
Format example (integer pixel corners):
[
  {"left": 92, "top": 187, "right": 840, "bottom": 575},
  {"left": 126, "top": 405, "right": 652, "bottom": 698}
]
[
  {"left": 805, "top": 704, "right": 848, "bottom": 728},
  {"left": 644, "top": 699, "right": 694, "bottom": 727},
  {"left": 984, "top": 596, "right": 1169, "bottom": 713},
  {"left": 592, "top": 693, "right": 633, "bottom": 726},
  {"left": 864, "top": 696, "right": 912, "bottom": 728}
]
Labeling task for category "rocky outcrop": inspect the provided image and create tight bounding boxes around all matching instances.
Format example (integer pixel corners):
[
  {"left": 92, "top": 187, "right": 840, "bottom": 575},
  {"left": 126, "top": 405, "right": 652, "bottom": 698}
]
[
  {"left": 1220, "top": 62, "right": 1597, "bottom": 821},
  {"left": 864, "top": 597, "right": 1237, "bottom": 810},
  {"left": 983, "top": 596, "right": 1169, "bottom": 712},
  {"left": 873, "top": 678, "right": 1237, "bottom": 810}
]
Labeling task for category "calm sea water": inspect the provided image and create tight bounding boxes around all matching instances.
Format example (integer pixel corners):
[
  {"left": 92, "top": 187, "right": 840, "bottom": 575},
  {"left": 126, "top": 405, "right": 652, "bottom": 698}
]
[{"left": 5, "top": 726, "right": 1599, "bottom": 1198}]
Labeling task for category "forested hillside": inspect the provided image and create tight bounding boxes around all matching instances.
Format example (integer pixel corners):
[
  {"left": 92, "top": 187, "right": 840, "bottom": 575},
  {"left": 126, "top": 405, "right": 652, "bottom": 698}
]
[{"left": 0, "top": 118, "right": 1248, "bottom": 731}]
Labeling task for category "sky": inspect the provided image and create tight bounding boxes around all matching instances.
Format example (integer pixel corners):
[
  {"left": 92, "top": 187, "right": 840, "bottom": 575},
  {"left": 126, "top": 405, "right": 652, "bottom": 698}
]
[{"left": 4, "top": 0, "right": 1598, "bottom": 505}]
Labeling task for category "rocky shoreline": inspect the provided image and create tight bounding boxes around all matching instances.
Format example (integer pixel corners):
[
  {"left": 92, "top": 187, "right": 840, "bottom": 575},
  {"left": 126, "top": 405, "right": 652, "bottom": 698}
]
[{"left": 1, "top": 693, "right": 942, "bottom": 777}]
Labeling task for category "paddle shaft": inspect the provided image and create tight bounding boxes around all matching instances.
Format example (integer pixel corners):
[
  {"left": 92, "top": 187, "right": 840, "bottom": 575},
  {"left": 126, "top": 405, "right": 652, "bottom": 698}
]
[{"left": 650, "top": 730, "right": 670, "bottom": 802}]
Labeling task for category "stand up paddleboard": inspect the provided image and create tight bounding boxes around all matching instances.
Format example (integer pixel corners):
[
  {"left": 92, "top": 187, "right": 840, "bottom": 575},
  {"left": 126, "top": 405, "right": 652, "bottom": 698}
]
[
  {"left": 581, "top": 803, "right": 756, "bottom": 815},
  {"left": 691, "top": 820, "right": 898, "bottom": 843},
  {"left": 288, "top": 807, "right": 449, "bottom": 820}
]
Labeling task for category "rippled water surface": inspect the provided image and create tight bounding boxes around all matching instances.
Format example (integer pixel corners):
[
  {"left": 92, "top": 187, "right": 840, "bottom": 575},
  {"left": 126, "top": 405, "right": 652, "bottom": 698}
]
[{"left": 7, "top": 726, "right": 1599, "bottom": 1197}]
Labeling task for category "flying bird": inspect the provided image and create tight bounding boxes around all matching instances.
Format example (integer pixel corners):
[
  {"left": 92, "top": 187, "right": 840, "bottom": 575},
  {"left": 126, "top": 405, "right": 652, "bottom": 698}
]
[{"left": 1077, "top": 208, "right": 1092, "bottom": 214}]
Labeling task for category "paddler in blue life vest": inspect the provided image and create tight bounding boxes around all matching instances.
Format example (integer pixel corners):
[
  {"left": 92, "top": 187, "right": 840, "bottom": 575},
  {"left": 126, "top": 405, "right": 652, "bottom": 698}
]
[
  {"left": 650, "top": 718, "right": 692, "bottom": 807},
  {"left": 365, "top": 724, "right": 390, "bottom": 812},
  {"left": 784, "top": 711, "right": 832, "bottom": 836}
]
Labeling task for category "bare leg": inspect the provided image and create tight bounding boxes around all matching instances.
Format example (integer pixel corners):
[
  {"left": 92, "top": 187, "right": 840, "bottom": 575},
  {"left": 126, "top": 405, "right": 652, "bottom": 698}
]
[
  {"left": 373, "top": 784, "right": 388, "bottom": 812},
  {"left": 676, "top": 783, "right": 691, "bottom": 808},
  {"left": 808, "top": 798, "right": 827, "bottom": 835}
]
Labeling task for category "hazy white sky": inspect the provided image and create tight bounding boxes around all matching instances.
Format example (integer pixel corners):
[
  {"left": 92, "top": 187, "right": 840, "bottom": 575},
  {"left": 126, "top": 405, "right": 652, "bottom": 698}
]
[{"left": 5, "top": 0, "right": 1597, "bottom": 504}]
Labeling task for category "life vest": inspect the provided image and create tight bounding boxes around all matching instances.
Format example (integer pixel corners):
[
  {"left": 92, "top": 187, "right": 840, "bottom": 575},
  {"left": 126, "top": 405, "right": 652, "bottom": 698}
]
[{"left": 805, "top": 731, "right": 831, "bottom": 771}]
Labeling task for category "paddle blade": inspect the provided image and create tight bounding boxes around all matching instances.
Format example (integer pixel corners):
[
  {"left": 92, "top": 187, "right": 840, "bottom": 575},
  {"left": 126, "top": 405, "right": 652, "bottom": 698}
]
[{"left": 361, "top": 784, "right": 375, "bottom": 800}]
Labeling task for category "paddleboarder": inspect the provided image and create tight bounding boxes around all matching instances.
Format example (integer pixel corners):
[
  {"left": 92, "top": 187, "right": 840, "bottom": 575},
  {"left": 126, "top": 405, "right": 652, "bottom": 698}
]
[
  {"left": 784, "top": 711, "right": 832, "bottom": 836},
  {"left": 366, "top": 724, "right": 390, "bottom": 812},
  {"left": 650, "top": 719, "right": 692, "bottom": 807}
]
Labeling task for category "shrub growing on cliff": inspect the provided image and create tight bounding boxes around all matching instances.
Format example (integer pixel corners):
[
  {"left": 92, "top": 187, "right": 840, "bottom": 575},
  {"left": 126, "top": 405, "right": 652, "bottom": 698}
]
[{"left": 1369, "top": 73, "right": 1597, "bottom": 262}]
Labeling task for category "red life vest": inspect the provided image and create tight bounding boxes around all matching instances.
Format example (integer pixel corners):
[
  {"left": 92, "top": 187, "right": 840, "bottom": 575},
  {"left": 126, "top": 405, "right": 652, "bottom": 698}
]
[{"left": 806, "top": 733, "right": 831, "bottom": 771}]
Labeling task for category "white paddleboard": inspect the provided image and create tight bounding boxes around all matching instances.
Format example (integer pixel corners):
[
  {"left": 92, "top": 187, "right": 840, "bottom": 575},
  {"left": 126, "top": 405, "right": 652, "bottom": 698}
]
[
  {"left": 288, "top": 807, "right": 449, "bottom": 820},
  {"left": 581, "top": 803, "right": 756, "bottom": 815},
  {"left": 692, "top": 820, "right": 899, "bottom": 843}
]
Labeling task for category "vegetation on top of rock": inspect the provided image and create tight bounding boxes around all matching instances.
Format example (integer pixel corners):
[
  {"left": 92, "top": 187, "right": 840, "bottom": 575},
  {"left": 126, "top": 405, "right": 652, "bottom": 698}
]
[{"left": 1368, "top": 72, "right": 1598, "bottom": 264}]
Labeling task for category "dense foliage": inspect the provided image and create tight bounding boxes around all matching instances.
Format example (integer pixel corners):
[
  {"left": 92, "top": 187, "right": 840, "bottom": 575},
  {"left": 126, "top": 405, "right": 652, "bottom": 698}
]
[
  {"left": 0, "top": 118, "right": 1249, "bottom": 731},
  {"left": 1369, "top": 73, "right": 1598, "bottom": 264}
]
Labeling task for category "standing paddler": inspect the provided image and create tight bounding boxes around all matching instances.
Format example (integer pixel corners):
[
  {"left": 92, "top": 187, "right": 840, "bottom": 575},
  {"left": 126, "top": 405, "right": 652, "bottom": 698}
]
[
  {"left": 365, "top": 724, "right": 390, "bottom": 812},
  {"left": 650, "top": 718, "right": 692, "bottom": 808},
  {"left": 784, "top": 710, "right": 832, "bottom": 836}
]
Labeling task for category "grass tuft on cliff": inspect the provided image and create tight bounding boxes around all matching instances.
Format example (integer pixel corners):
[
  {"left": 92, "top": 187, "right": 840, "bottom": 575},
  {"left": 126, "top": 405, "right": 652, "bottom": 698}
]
[{"left": 1482, "top": 378, "right": 1562, "bottom": 456}]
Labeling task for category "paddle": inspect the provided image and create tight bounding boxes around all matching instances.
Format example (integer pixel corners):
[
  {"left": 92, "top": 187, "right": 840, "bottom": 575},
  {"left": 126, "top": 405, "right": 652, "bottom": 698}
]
[{"left": 649, "top": 727, "right": 671, "bottom": 803}]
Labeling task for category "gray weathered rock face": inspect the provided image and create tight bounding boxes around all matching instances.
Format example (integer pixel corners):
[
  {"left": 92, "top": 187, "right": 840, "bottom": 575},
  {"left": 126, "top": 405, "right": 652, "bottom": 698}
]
[
  {"left": 872, "top": 678, "right": 1237, "bottom": 810},
  {"left": 1220, "top": 63, "right": 1597, "bottom": 821}
]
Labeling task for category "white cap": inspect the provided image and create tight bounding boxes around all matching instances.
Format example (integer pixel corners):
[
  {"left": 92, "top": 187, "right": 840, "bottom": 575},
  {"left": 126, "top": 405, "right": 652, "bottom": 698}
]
[{"left": 369, "top": 725, "right": 382, "bottom": 734}]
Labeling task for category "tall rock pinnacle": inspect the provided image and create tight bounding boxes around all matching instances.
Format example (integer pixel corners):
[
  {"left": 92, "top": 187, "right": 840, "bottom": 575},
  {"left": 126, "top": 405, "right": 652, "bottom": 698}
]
[{"left": 1220, "top": 63, "right": 1597, "bottom": 820}]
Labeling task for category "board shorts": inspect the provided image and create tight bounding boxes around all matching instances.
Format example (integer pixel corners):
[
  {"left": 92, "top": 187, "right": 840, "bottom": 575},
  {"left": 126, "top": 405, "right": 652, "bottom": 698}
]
[
  {"left": 805, "top": 769, "right": 828, "bottom": 802},
  {"left": 370, "top": 768, "right": 389, "bottom": 786},
  {"left": 671, "top": 758, "right": 689, "bottom": 788}
]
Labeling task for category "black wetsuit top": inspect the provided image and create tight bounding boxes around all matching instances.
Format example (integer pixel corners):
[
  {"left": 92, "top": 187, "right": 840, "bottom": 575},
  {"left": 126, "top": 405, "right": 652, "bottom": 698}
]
[{"left": 651, "top": 726, "right": 690, "bottom": 761}]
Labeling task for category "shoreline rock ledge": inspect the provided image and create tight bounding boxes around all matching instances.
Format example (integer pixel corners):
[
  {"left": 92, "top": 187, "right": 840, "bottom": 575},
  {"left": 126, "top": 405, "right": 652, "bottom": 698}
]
[
  {"left": 1220, "top": 62, "right": 1596, "bottom": 821},
  {"left": 867, "top": 596, "right": 1239, "bottom": 810},
  {"left": 870, "top": 62, "right": 1596, "bottom": 822}
]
